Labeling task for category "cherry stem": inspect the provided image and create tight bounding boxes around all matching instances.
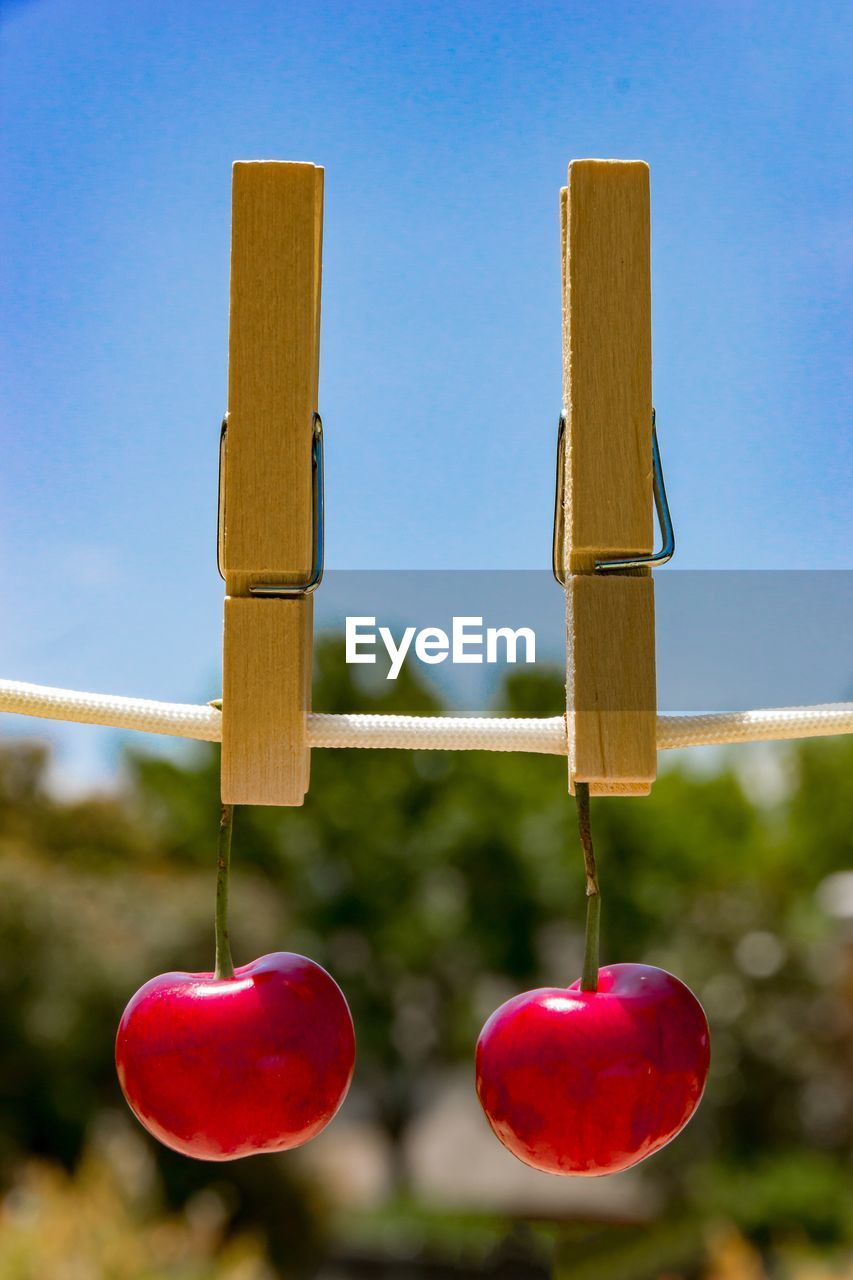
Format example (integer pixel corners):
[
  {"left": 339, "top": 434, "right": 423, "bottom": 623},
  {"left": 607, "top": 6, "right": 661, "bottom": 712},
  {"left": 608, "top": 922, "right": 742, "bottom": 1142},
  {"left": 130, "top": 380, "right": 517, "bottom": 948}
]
[
  {"left": 214, "top": 803, "right": 235, "bottom": 980},
  {"left": 575, "top": 783, "right": 601, "bottom": 992}
]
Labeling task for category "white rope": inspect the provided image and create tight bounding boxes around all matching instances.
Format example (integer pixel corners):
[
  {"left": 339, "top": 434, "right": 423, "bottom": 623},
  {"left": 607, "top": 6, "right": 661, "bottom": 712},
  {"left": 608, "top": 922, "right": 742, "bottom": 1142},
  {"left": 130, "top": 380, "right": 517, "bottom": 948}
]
[
  {"left": 0, "top": 680, "right": 221, "bottom": 741},
  {"left": 308, "top": 713, "right": 568, "bottom": 753},
  {"left": 655, "top": 705, "right": 853, "bottom": 750},
  {"left": 1, "top": 679, "right": 852, "bottom": 754}
]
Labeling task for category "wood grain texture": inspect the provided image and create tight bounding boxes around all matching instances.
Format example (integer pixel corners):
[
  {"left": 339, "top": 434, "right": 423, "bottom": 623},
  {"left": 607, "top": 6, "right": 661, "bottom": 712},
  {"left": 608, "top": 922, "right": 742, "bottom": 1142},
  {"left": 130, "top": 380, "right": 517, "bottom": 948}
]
[
  {"left": 561, "top": 160, "right": 657, "bottom": 795},
  {"left": 224, "top": 161, "right": 323, "bottom": 588},
  {"left": 222, "top": 598, "right": 312, "bottom": 805},
  {"left": 566, "top": 576, "right": 655, "bottom": 795},
  {"left": 221, "top": 162, "right": 322, "bottom": 806},
  {"left": 562, "top": 160, "right": 652, "bottom": 572}
]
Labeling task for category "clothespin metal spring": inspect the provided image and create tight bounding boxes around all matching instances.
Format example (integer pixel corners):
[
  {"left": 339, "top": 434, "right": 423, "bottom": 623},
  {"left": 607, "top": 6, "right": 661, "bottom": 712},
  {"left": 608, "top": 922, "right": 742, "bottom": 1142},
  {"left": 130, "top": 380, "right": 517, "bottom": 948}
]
[
  {"left": 218, "top": 412, "right": 325, "bottom": 596},
  {"left": 552, "top": 409, "right": 675, "bottom": 587}
]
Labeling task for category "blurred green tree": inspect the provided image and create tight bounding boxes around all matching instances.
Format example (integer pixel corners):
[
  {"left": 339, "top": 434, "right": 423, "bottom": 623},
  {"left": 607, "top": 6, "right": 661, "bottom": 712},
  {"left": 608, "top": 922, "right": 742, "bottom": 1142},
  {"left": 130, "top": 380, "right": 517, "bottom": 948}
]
[{"left": 0, "top": 641, "right": 851, "bottom": 1277}]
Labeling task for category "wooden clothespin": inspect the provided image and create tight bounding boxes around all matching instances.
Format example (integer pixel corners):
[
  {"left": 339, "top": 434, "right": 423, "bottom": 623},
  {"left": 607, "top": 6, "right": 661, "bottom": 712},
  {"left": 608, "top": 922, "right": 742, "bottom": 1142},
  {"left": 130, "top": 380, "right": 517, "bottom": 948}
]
[
  {"left": 557, "top": 159, "right": 666, "bottom": 796},
  {"left": 220, "top": 161, "right": 324, "bottom": 806}
]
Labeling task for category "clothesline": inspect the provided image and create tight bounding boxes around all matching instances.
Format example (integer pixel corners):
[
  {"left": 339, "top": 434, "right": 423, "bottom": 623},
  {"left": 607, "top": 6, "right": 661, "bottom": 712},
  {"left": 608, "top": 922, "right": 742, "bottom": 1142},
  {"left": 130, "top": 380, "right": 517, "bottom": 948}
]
[{"left": 1, "top": 679, "right": 851, "bottom": 754}]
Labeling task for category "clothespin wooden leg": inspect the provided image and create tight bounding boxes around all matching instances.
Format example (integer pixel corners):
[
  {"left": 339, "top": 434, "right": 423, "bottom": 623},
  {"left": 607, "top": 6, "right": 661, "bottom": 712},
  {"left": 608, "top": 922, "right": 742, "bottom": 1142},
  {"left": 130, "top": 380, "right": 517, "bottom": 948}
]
[
  {"left": 560, "top": 160, "right": 657, "bottom": 797},
  {"left": 220, "top": 161, "right": 323, "bottom": 806}
]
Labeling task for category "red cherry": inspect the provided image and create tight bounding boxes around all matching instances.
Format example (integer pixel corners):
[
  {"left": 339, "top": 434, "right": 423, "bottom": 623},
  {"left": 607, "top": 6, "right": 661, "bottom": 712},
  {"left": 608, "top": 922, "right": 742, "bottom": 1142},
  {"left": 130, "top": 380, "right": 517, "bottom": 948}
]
[
  {"left": 116, "top": 952, "right": 355, "bottom": 1161},
  {"left": 476, "top": 963, "right": 710, "bottom": 1176}
]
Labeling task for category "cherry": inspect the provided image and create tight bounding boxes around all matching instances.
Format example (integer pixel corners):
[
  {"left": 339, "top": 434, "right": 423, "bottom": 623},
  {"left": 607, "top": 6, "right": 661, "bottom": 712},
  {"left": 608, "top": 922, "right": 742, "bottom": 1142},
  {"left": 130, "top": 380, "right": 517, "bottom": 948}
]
[
  {"left": 116, "top": 951, "right": 355, "bottom": 1161},
  {"left": 116, "top": 805, "right": 353, "bottom": 1161},
  {"left": 476, "top": 962, "right": 710, "bottom": 1176}
]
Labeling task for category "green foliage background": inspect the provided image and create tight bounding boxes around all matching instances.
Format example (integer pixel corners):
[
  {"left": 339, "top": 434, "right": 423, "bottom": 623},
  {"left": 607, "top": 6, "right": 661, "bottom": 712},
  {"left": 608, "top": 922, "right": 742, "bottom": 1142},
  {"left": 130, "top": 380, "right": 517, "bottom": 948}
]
[{"left": 0, "top": 641, "right": 851, "bottom": 1277}]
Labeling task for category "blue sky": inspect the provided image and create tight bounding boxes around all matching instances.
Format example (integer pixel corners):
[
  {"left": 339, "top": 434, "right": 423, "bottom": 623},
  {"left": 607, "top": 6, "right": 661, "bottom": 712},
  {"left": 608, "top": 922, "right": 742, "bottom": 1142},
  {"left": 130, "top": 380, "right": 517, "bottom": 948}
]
[{"left": 1, "top": 0, "right": 851, "bottom": 782}]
